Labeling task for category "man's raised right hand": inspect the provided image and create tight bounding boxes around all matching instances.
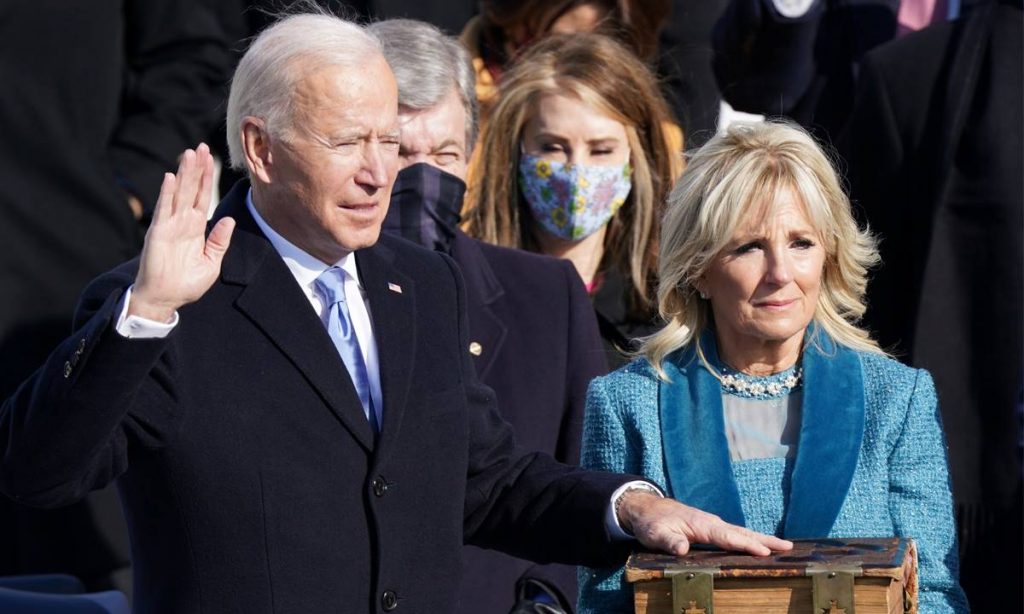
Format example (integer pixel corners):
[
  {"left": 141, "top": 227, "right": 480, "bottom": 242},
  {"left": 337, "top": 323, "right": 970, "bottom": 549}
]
[{"left": 129, "top": 144, "right": 235, "bottom": 322}]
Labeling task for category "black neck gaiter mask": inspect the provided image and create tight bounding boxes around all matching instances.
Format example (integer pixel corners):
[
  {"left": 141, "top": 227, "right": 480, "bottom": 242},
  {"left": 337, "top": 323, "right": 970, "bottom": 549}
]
[{"left": 383, "top": 163, "right": 466, "bottom": 254}]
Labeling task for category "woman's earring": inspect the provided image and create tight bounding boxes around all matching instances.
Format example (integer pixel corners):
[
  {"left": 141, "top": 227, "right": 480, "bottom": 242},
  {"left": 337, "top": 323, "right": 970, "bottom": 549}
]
[{"left": 699, "top": 290, "right": 709, "bottom": 300}]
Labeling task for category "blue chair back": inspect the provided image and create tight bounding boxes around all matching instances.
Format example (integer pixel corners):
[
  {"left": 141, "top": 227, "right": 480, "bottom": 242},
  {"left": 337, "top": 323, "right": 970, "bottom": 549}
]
[{"left": 0, "top": 575, "right": 128, "bottom": 614}]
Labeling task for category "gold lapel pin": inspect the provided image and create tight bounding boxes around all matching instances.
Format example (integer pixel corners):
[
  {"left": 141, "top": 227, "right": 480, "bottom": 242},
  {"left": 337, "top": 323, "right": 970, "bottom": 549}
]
[{"left": 468, "top": 342, "right": 483, "bottom": 356}]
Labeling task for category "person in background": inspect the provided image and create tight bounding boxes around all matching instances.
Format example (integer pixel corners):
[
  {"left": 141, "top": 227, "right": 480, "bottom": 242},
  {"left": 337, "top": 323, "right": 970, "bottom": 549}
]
[
  {"left": 657, "top": 0, "right": 732, "bottom": 147},
  {"left": 368, "top": 18, "right": 607, "bottom": 613},
  {"left": 465, "top": 33, "right": 682, "bottom": 368},
  {"left": 577, "top": 121, "right": 968, "bottom": 612},
  {"left": 0, "top": 0, "right": 231, "bottom": 593},
  {"left": 461, "top": 0, "right": 670, "bottom": 121},
  {"left": 839, "top": 1, "right": 1022, "bottom": 608},
  {"left": 459, "top": 0, "right": 684, "bottom": 185},
  {"left": 713, "top": 0, "right": 960, "bottom": 142}
]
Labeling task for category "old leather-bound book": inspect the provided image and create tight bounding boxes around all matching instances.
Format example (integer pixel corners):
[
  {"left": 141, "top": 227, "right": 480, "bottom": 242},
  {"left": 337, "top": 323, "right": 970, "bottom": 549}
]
[{"left": 625, "top": 538, "right": 918, "bottom": 614}]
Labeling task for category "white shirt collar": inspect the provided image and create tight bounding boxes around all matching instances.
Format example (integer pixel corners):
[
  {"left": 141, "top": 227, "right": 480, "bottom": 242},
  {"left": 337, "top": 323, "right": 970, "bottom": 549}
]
[{"left": 245, "top": 189, "right": 362, "bottom": 296}]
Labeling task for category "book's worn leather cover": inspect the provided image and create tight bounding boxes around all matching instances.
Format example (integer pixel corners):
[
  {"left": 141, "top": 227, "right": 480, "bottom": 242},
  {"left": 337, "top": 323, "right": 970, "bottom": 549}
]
[{"left": 626, "top": 538, "right": 918, "bottom": 613}]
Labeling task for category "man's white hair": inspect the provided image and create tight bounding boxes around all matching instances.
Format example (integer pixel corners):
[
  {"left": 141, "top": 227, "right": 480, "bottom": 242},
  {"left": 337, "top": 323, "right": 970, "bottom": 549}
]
[{"left": 226, "top": 13, "right": 384, "bottom": 172}]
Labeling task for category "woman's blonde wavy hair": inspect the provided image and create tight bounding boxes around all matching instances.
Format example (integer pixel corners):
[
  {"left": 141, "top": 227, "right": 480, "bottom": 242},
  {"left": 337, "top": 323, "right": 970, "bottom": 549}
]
[
  {"left": 463, "top": 32, "right": 680, "bottom": 316},
  {"left": 642, "top": 121, "right": 884, "bottom": 379}
]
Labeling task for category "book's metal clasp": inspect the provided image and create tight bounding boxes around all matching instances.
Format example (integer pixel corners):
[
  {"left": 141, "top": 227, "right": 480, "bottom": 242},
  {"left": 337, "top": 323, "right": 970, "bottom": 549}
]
[
  {"left": 668, "top": 569, "right": 715, "bottom": 614},
  {"left": 807, "top": 565, "right": 861, "bottom": 614}
]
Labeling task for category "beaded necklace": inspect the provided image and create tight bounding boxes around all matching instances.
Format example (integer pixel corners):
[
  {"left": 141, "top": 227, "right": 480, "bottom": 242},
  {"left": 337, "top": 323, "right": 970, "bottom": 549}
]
[{"left": 716, "top": 362, "right": 803, "bottom": 400}]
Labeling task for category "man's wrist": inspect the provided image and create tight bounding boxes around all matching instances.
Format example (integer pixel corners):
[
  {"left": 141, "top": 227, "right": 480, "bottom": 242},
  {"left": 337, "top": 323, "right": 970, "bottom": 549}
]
[
  {"left": 605, "top": 481, "right": 663, "bottom": 540},
  {"left": 614, "top": 483, "right": 663, "bottom": 534},
  {"left": 127, "top": 288, "right": 178, "bottom": 323},
  {"left": 116, "top": 286, "right": 179, "bottom": 339}
]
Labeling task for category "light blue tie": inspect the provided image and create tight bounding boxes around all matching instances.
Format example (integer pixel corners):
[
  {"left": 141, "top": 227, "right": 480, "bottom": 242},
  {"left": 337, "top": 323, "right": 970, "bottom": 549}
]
[{"left": 314, "top": 267, "right": 380, "bottom": 433}]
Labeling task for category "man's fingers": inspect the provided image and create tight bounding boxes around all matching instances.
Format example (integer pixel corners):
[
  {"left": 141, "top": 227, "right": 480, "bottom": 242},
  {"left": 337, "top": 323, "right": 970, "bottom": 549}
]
[
  {"left": 713, "top": 527, "right": 771, "bottom": 556},
  {"left": 153, "top": 173, "right": 176, "bottom": 224},
  {"left": 640, "top": 522, "right": 687, "bottom": 553},
  {"left": 172, "top": 148, "right": 198, "bottom": 215},
  {"left": 627, "top": 497, "right": 792, "bottom": 558},
  {"left": 205, "top": 217, "right": 236, "bottom": 264},
  {"left": 757, "top": 534, "right": 794, "bottom": 552},
  {"left": 193, "top": 143, "right": 215, "bottom": 213},
  {"left": 707, "top": 523, "right": 791, "bottom": 557},
  {"left": 728, "top": 524, "right": 793, "bottom": 553},
  {"left": 669, "top": 537, "right": 691, "bottom": 556}
]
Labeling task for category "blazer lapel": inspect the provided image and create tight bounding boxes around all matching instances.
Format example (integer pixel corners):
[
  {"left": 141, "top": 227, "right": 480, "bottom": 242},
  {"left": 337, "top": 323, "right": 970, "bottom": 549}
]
[
  {"left": 659, "top": 340, "right": 746, "bottom": 526},
  {"left": 217, "top": 184, "right": 375, "bottom": 452},
  {"left": 449, "top": 233, "right": 506, "bottom": 379},
  {"left": 354, "top": 240, "right": 416, "bottom": 457},
  {"left": 782, "top": 332, "right": 864, "bottom": 538}
]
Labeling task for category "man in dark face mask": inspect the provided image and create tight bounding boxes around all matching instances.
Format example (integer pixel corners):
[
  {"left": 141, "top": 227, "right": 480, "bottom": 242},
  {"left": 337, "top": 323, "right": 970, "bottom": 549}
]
[{"left": 371, "top": 19, "right": 609, "bottom": 614}]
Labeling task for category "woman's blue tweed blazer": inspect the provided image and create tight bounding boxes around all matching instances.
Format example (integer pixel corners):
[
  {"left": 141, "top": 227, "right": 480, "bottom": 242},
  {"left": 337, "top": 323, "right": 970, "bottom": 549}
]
[{"left": 578, "top": 333, "right": 968, "bottom": 613}]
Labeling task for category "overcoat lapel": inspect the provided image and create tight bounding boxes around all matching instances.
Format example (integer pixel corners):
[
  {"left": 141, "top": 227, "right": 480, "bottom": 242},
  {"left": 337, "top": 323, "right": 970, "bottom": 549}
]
[
  {"left": 355, "top": 241, "right": 416, "bottom": 459},
  {"left": 782, "top": 333, "right": 864, "bottom": 538},
  {"left": 659, "top": 341, "right": 746, "bottom": 526},
  {"left": 216, "top": 183, "right": 375, "bottom": 452},
  {"left": 659, "top": 330, "right": 865, "bottom": 538},
  {"left": 449, "top": 233, "right": 506, "bottom": 379}
]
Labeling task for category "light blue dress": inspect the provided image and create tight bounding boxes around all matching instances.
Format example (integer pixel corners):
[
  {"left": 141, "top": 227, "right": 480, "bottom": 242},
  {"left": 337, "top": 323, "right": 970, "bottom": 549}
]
[{"left": 578, "top": 331, "right": 969, "bottom": 613}]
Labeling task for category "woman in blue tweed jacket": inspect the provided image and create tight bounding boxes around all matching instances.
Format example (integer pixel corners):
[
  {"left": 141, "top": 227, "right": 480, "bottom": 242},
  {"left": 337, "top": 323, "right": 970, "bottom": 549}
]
[{"left": 579, "top": 121, "right": 968, "bottom": 613}]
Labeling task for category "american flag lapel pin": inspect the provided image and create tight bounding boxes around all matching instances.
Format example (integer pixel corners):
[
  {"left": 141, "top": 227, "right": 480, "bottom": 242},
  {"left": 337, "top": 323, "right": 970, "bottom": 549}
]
[{"left": 387, "top": 282, "right": 403, "bottom": 294}]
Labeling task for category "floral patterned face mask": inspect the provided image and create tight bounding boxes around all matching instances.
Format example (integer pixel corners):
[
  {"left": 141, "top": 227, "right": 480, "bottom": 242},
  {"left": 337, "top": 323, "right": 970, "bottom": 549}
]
[{"left": 518, "top": 153, "right": 632, "bottom": 241}]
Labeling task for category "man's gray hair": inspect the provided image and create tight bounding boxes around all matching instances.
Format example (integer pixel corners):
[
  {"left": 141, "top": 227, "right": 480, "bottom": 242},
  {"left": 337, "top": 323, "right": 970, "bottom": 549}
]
[
  {"left": 368, "top": 19, "right": 479, "bottom": 153},
  {"left": 226, "top": 13, "right": 384, "bottom": 172}
]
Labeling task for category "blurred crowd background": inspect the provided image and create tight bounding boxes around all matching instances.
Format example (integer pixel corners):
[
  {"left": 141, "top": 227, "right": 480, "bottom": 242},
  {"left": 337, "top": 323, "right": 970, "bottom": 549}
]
[{"left": 0, "top": 0, "right": 1019, "bottom": 611}]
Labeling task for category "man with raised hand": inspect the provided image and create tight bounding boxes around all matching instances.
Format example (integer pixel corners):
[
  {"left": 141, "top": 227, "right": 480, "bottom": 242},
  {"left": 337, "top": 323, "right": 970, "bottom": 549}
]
[{"left": 0, "top": 12, "right": 789, "bottom": 613}]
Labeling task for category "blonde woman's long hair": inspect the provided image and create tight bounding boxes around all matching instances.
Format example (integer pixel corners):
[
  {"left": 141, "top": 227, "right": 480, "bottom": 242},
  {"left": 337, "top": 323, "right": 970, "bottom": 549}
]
[
  {"left": 642, "top": 121, "right": 884, "bottom": 379},
  {"left": 464, "top": 33, "right": 680, "bottom": 315}
]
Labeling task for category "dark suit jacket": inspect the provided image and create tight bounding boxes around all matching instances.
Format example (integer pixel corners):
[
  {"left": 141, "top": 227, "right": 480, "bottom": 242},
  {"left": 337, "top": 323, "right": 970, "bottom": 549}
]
[
  {"left": 658, "top": 0, "right": 731, "bottom": 147},
  {"left": 838, "top": 3, "right": 1022, "bottom": 608},
  {"left": 449, "top": 232, "right": 607, "bottom": 613},
  {"left": 592, "top": 270, "right": 663, "bottom": 371},
  {"left": 713, "top": 0, "right": 904, "bottom": 140},
  {"left": 0, "top": 183, "right": 634, "bottom": 614}
]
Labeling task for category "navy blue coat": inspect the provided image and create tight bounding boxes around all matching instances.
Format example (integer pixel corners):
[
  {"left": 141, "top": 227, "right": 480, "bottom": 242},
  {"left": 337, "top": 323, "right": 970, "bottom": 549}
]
[
  {"left": 449, "top": 232, "right": 607, "bottom": 613},
  {"left": 0, "top": 184, "right": 633, "bottom": 614}
]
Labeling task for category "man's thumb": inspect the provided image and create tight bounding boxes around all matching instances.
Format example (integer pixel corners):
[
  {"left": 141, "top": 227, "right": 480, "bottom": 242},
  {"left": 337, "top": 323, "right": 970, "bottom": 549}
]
[{"left": 206, "top": 217, "right": 236, "bottom": 263}]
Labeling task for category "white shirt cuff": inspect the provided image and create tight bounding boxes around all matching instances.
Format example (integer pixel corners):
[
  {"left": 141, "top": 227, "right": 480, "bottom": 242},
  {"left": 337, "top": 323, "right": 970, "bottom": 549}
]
[
  {"left": 605, "top": 480, "right": 665, "bottom": 540},
  {"left": 772, "top": 0, "right": 816, "bottom": 18},
  {"left": 114, "top": 286, "right": 179, "bottom": 339}
]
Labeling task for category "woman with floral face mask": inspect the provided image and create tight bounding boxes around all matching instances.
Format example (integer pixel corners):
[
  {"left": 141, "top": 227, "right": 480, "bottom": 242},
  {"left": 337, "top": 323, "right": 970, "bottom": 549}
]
[{"left": 465, "top": 33, "right": 683, "bottom": 368}]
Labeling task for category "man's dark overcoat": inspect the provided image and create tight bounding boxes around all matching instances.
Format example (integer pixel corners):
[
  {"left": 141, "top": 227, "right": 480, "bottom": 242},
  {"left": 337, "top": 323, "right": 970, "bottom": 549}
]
[{"left": 0, "top": 183, "right": 633, "bottom": 614}]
